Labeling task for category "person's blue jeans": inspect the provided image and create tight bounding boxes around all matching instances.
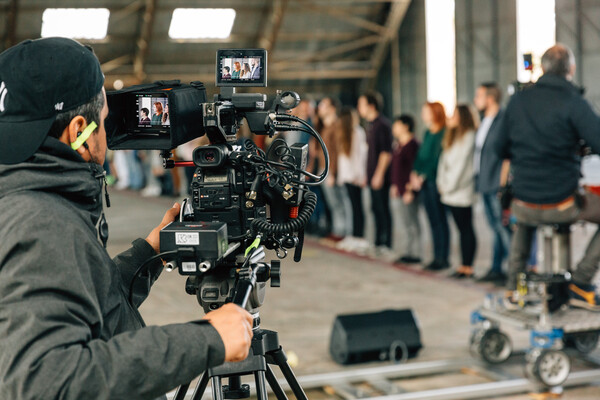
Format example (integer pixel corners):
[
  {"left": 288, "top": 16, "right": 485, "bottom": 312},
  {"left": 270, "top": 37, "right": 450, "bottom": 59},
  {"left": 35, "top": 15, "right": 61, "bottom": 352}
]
[
  {"left": 420, "top": 180, "right": 449, "bottom": 263},
  {"left": 482, "top": 192, "right": 511, "bottom": 274}
]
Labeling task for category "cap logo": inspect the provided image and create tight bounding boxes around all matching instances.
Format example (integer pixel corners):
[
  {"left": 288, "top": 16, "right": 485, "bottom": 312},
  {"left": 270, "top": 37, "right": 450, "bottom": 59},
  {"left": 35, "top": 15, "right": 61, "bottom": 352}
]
[
  {"left": 55, "top": 102, "right": 64, "bottom": 111},
  {"left": 0, "top": 82, "right": 7, "bottom": 112}
]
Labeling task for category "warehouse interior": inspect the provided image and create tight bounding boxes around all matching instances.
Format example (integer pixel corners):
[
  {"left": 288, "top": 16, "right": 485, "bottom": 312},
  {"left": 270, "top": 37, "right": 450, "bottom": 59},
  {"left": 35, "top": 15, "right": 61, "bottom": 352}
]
[{"left": 2, "top": 0, "right": 600, "bottom": 399}]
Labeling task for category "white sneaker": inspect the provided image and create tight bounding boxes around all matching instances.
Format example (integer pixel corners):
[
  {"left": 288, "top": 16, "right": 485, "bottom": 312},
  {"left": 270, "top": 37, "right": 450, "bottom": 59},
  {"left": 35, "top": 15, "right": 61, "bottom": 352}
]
[
  {"left": 376, "top": 246, "right": 395, "bottom": 260},
  {"left": 142, "top": 185, "right": 161, "bottom": 197}
]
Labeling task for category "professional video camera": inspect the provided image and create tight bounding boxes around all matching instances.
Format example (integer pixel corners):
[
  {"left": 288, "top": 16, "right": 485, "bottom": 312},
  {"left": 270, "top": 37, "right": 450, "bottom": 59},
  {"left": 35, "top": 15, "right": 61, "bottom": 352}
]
[{"left": 105, "top": 49, "right": 326, "bottom": 400}]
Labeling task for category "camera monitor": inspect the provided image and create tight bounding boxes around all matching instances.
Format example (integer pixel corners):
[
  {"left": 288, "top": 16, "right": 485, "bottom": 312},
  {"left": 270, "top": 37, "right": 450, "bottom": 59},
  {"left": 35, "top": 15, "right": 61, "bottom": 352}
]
[
  {"left": 136, "top": 93, "right": 170, "bottom": 128},
  {"left": 106, "top": 81, "right": 206, "bottom": 150},
  {"left": 216, "top": 49, "right": 267, "bottom": 87}
]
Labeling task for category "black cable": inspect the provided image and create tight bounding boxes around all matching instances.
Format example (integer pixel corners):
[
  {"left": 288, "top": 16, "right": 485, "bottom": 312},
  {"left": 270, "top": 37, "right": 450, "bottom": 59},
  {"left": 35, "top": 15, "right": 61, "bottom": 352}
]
[
  {"left": 251, "top": 190, "right": 317, "bottom": 235},
  {"left": 273, "top": 115, "right": 329, "bottom": 185},
  {"left": 128, "top": 250, "right": 178, "bottom": 305}
]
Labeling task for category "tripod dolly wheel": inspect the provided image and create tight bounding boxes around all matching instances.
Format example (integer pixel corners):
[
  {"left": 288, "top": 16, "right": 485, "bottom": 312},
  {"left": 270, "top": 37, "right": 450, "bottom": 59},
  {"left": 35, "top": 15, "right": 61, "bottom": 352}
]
[
  {"left": 470, "top": 328, "right": 512, "bottom": 364},
  {"left": 526, "top": 348, "right": 571, "bottom": 387}
]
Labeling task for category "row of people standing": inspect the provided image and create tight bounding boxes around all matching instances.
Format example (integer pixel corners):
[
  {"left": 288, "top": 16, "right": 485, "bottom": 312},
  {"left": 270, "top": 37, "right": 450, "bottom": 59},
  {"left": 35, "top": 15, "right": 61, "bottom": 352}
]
[
  {"left": 406, "top": 85, "right": 508, "bottom": 284},
  {"left": 303, "top": 85, "right": 510, "bottom": 285}
]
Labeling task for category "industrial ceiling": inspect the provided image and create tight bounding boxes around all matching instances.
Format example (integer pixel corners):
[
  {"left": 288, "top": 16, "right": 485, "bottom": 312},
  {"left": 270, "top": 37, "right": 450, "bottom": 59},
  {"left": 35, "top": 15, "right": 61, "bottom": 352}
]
[{"left": 1, "top": 0, "right": 411, "bottom": 95}]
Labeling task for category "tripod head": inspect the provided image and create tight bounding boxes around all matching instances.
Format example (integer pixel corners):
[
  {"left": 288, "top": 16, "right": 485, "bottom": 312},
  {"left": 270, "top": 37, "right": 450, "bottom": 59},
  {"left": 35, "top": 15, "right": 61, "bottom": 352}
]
[{"left": 179, "top": 244, "right": 280, "bottom": 315}]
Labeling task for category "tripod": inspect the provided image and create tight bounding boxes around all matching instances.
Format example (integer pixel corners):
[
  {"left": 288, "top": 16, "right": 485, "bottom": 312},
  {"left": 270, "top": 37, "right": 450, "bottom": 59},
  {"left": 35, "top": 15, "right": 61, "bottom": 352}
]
[
  {"left": 173, "top": 263, "right": 308, "bottom": 400},
  {"left": 173, "top": 327, "right": 308, "bottom": 400}
]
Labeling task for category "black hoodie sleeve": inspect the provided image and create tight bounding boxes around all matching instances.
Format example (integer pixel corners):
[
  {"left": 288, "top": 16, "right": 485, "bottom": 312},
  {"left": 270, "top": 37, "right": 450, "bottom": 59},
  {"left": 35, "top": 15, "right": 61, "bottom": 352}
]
[
  {"left": 0, "top": 201, "right": 225, "bottom": 400},
  {"left": 113, "top": 238, "right": 164, "bottom": 308}
]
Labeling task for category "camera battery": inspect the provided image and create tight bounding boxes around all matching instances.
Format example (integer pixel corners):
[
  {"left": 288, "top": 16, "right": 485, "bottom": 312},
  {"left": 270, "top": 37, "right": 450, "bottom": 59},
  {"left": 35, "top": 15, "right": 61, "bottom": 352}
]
[{"left": 160, "top": 221, "right": 228, "bottom": 275}]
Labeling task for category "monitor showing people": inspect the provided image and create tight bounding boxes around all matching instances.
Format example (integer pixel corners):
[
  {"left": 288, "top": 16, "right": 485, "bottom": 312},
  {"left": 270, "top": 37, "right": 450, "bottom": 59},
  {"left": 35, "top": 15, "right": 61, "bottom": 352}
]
[
  {"left": 136, "top": 95, "right": 169, "bottom": 127},
  {"left": 220, "top": 57, "right": 261, "bottom": 82}
]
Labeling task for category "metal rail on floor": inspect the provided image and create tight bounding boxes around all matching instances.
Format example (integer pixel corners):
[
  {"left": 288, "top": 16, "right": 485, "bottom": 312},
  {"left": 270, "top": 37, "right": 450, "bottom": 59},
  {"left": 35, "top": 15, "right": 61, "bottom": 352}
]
[{"left": 170, "top": 357, "right": 600, "bottom": 399}]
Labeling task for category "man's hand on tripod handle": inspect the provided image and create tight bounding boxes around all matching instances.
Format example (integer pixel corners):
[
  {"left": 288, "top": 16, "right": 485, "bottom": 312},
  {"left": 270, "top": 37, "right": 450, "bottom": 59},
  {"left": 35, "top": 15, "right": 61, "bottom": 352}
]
[{"left": 202, "top": 304, "right": 253, "bottom": 362}]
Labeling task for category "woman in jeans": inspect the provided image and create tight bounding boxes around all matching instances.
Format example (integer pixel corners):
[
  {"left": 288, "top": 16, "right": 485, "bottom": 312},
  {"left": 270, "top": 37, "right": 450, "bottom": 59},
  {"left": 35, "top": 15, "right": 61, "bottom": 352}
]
[
  {"left": 409, "top": 102, "right": 449, "bottom": 270},
  {"left": 336, "top": 106, "right": 369, "bottom": 251},
  {"left": 437, "top": 104, "right": 478, "bottom": 277}
]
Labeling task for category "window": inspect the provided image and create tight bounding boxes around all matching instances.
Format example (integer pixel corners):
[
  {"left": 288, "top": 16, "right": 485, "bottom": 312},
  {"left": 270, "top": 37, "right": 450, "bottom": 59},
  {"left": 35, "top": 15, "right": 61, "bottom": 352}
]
[
  {"left": 516, "top": 0, "right": 556, "bottom": 82},
  {"left": 169, "top": 8, "right": 236, "bottom": 40},
  {"left": 41, "top": 8, "right": 110, "bottom": 40},
  {"left": 425, "top": 0, "right": 456, "bottom": 116}
]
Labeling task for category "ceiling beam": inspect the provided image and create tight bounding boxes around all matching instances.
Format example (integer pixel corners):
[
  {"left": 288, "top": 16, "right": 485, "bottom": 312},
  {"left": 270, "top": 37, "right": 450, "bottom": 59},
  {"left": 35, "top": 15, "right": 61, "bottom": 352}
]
[
  {"left": 298, "top": 0, "right": 388, "bottom": 36},
  {"left": 274, "top": 35, "right": 380, "bottom": 68},
  {"left": 110, "top": 0, "right": 144, "bottom": 24},
  {"left": 133, "top": 0, "right": 157, "bottom": 83},
  {"left": 131, "top": 60, "right": 373, "bottom": 75},
  {"left": 253, "top": 1, "right": 273, "bottom": 47},
  {"left": 101, "top": 54, "right": 133, "bottom": 73},
  {"left": 58, "top": 32, "right": 366, "bottom": 46},
  {"left": 104, "top": 68, "right": 375, "bottom": 87},
  {"left": 259, "top": 0, "right": 290, "bottom": 54},
  {"left": 363, "top": 0, "right": 411, "bottom": 89}
]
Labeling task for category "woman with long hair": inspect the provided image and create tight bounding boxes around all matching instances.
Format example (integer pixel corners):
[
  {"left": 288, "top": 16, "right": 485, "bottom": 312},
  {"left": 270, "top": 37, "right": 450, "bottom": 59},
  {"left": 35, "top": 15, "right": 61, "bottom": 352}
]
[
  {"left": 232, "top": 61, "right": 241, "bottom": 79},
  {"left": 336, "top": 106, "right": 368, "bottom": 249},
  {"left": 409, "top": 102, "right": 450, "bottom": 270},
  {"left": 437, "top": 104, "right": 478, "bottom": 277},
  {"left": 151, "top": 102, "right": 163, "bottom": 125},
  {"left": 240, "top": 63, "right": 251, "bottom": 79}
]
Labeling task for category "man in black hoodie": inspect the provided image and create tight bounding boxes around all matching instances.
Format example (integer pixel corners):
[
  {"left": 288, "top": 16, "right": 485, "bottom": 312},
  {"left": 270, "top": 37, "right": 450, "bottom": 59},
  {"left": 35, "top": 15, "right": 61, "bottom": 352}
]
[
  {"left": 0, "top": 38, "right": 252, "bottom": 399},
  {"left": 491, "top": 43, "right": 600, "bottom": 311}
]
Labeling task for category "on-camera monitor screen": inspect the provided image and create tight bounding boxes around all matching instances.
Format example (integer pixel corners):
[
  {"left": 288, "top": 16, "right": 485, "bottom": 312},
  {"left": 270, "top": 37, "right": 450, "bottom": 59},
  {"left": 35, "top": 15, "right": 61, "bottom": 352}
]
[
  {"left": 136, "top": 94, "right": 170, "bottom": 128},
  {"left": 216, "top": 49, "right": 267, "bottom": 87}
]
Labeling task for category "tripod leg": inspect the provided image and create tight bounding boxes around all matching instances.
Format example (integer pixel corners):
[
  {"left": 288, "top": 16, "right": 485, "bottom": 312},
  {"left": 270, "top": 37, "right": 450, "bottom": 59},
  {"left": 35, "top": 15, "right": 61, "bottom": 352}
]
[
  {"left": 270, "top": 348, "right": 308, "bottom": 400},
  {"left": 265, "top": 364, "right": 289, "bottom": 400},
  {"left": 211, "top": 376, "right": 224, "bottom": 400},
  {"left": 190, "top": 372, "right": 210, "bottom": 400},
  {"left": 173, "top": 383, "right": 190, "bottom": 400},
  {"left": 254, "top": 370, "right": 269, "bottom": 400}
]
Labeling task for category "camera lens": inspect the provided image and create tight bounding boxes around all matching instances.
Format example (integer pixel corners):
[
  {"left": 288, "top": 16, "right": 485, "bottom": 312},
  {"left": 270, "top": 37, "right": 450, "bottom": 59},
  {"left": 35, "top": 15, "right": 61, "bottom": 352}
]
[{"left": 204, "top": 151, "right": 216, "bottom": 162}]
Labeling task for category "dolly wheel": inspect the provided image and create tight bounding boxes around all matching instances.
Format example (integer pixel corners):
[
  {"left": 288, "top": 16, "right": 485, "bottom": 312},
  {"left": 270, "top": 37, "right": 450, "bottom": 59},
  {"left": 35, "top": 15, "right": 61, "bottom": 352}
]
[
  {"left": 526, "top": 349, "right": 570, "bottom": 387},
  {"left": 479, "top": 329, "right": 512, "bottom": 364},
  {"left": 564, "top": 331, "right": 599, "bottom": 354}
]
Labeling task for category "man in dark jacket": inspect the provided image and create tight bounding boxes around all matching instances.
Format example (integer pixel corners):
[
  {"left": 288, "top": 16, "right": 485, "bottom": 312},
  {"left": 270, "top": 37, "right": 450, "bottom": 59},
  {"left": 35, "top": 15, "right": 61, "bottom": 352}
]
[
  {"left": 491, "top": 43, "right": 600, "bottom": 310},
  {"left": 473, "top": 83, "right": 510, "bottom": 285},
  {"left": 0, "top": 38, "right": 252, "bottom": 399}
]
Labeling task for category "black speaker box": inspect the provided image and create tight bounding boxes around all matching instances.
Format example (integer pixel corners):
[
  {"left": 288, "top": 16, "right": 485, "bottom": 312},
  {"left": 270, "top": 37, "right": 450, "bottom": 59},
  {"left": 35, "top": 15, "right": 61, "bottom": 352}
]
[{"left": 329, "top": 309, "right": 422, "bottom": 365}]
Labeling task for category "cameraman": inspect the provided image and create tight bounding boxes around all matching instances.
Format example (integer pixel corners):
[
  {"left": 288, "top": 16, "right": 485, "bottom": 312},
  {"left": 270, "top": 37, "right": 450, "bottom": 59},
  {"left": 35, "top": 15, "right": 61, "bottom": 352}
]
[
  {"left": 0, "top": 38, "right": 252, "bottom": 399},
  {"left": 491, "top": 43, "right": 600, "bottom": 310}
]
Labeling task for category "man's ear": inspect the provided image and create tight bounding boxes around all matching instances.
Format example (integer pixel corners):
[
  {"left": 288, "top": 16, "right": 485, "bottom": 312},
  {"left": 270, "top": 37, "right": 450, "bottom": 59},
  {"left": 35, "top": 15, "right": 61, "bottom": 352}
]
[
  {"left": 569, "top": 64, "right": 576, "bottom": 81},
  {"left": 64, "top": 116, "right": 88, "bottom": 156}
]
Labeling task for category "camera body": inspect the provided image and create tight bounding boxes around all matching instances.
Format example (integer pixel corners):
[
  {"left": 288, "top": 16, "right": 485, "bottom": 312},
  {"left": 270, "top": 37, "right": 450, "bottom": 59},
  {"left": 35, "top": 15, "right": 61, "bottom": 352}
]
[
  {"left": 107, "top": 49, "right": 327, "bottom": 312},
  {"left": 191, "top": 144, "right": 267, "bottom": 239}
]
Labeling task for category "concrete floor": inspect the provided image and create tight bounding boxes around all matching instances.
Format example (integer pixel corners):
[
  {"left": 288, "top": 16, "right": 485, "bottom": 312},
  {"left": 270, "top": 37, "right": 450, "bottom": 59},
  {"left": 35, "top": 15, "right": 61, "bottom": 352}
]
[{"left": 105, "top": 188, "right": 600, "bottom": 399}]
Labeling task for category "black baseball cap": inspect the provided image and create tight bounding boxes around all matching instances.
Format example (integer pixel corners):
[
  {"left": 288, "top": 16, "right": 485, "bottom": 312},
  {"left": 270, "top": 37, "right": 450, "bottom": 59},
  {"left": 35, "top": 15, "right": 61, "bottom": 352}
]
[{"left": 0, "top": 37, "right": 104, "bottom": 164}]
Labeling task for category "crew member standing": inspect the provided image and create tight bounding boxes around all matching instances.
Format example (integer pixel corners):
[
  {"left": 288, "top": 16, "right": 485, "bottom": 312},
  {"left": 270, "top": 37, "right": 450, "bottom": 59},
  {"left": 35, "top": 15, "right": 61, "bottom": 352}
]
[{"left": 0, "top": 37, "right": 252, "bottom": 399}]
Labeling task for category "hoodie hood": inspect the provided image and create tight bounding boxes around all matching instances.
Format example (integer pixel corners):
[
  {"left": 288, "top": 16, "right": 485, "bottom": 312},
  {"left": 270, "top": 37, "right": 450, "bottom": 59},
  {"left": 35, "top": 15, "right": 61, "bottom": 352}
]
[{"left": 0, "top": 136, "right": 106, "bottom": 226}]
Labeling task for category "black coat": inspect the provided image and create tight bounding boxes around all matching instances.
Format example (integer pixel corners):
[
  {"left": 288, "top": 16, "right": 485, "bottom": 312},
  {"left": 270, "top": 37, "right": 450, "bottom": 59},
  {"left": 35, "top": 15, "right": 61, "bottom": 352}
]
[
  {"left": 491, "top": 74, "right": 600, "bottom": 204},
  {"left": 0, "top": 138, "right": 225, "bottom": 399}
]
